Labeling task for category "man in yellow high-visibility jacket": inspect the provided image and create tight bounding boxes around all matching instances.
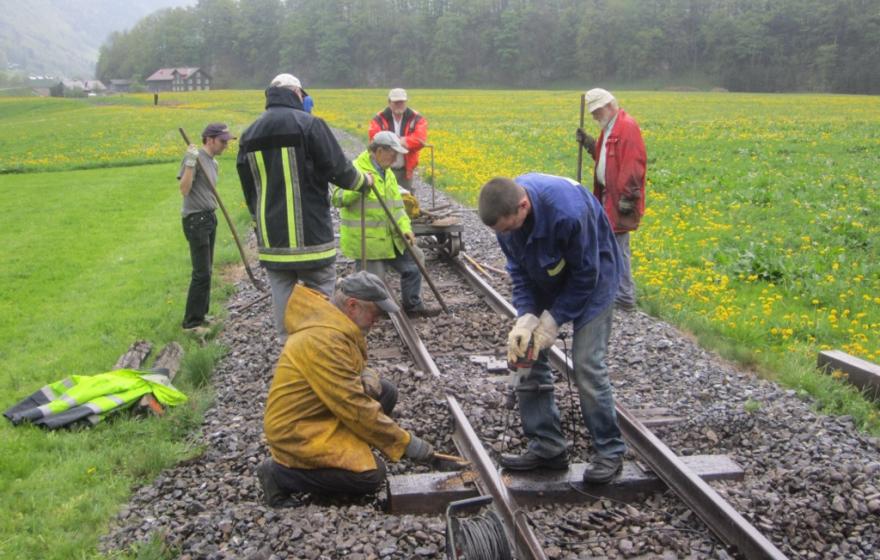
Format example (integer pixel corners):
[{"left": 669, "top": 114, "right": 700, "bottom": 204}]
[{"left": 332, "top": 131, "right": 440, "bottom": 317}]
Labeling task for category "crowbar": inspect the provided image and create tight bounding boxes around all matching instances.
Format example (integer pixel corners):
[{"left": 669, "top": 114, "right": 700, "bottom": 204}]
[
  {"left": 576, "top": 93, "right": 586, "bottom": 184},
  {"left": 368, "top": 184, "right": 449, "bottom": 314}
]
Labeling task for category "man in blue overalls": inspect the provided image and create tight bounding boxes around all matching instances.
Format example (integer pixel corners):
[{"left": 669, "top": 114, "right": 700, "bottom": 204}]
[{"left": 478, "top": 173, "right": 626, "bottom": 484}]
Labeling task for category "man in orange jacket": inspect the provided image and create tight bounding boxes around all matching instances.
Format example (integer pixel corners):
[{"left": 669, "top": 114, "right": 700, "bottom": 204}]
[
  {"left": 576, "top": 88, "right": 647, "bottom": 311},
  {"left": 368, "top": 88, "right": 428, "bottom": 192}
]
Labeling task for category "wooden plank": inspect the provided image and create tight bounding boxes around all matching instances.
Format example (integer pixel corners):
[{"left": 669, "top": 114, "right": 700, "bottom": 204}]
[
  {"left": 818, "top": 350, "right": 880, "bottom": 399},
  {"left": 138, "top": 342, "right": 184, "bottom": 416},
  {"left": 387, "top": 455, "right": 742, "bottom": 514},
  {"left": 386, "top": 470, "right": 481, "bottom": 514},
  {"left": 114, "top": 340, "right": 152, "bottom": 369}
]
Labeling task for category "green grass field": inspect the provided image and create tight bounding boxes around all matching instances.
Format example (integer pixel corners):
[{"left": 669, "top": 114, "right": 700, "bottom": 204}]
[{"left": 0, "top": 89, "right": 878, "bottom": 558}]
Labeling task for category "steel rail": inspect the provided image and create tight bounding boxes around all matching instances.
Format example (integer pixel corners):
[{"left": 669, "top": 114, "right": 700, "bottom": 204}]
[
  {"left": 379, "top": 280, "right": 546, "bottom": 556},
  {"left": 450, "top": 257, "right": 788, "bottom": 560},
  {"left": 388, "top": 309, "right": 441, "bottom": 377},
  {"left": 447, "top": 395, "right": 548, "bottom": 560}
]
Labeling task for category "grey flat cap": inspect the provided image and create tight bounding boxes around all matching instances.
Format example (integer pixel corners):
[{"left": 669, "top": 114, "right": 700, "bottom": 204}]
[{"left": 338, "top": 271, "right": 399, "bottom": 314}]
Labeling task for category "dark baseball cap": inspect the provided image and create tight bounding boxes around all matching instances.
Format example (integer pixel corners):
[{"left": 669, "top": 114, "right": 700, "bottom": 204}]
[
  {"left": 338, "top": 271, "right": 399, "bottom": 314},
  {"left": 202, "top": 123, "right": 236, "bottom": 141}
]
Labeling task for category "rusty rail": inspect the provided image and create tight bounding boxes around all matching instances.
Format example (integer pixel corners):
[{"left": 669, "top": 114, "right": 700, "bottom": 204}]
[{"left": 447, "top": 396, "right": 548, "bottom": 560}]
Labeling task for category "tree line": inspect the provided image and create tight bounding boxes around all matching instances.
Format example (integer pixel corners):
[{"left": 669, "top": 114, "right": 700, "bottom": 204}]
[{"left": 96, "top": 0, "right": 880, "bottom": 94}]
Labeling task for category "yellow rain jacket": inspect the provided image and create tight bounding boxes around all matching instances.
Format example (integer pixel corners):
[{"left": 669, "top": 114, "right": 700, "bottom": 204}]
[{"left": 263, "top": 285, "right": 411, "bottom": 471}]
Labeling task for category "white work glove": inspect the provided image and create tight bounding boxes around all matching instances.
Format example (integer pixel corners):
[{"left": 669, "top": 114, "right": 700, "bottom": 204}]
[
  {"left": 405, "top": 434, "right": 435, "bottom": 463},
  {"left": 507, "top": 313, "right": 540, "bottom": 364},
  {"left": 532, "top": 310, "right": 559, "bottom": 351},
  {"left": 183, "top": 145, "right": 199, "bottom": 168}
]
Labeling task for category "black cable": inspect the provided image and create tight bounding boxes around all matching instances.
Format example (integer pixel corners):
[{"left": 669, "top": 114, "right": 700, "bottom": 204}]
[{"left": 560, "top": 334, "right": 579, "bottom": 458}]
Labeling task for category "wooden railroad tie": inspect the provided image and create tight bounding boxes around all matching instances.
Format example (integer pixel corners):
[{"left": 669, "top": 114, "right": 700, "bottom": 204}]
[{"left": 387, "top": 454, "right": 743, "bottom": 514}]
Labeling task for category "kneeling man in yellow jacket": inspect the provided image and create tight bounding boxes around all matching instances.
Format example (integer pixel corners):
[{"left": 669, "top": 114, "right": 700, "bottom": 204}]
[{"left": 259, "top": 270, "right": 434, "bottom": 506}]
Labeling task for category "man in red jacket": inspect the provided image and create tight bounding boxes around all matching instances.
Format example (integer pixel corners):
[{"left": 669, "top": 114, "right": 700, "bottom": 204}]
[
  {"left": 576, "top": 88, "right": 646, "bottom": 311},
  {"left": 368, "top": 88, "right": 428, "bottom": 192}
]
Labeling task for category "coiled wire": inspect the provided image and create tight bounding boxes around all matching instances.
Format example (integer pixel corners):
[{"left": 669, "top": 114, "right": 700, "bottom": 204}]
[{"left": 452, "top": 510, "right": 512, "bottom": 560}]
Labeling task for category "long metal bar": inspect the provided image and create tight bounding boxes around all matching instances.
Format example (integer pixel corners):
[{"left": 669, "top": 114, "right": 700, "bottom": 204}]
[
  {"left": 447, "top": 396, "right": 548, "bottom": 560},
  {"left": 388, "top": 307, "right": 441, "bottom": 377},
  {"left": 368, "top": 183, "right": 449, "bottom": 313},
  {"left": 451, "top": 257, "right": 788, "bottom": 560}
]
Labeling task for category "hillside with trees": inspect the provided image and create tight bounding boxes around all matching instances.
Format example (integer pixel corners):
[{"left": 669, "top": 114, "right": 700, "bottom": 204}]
[{"left": 96, "top": 0, "right": 880, "bottom": 93}]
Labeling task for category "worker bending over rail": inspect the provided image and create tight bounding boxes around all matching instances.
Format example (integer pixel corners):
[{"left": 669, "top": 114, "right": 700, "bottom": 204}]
[
  {"left": 478, "top": 174, "right": 626, "bottom": 484},
  {"left": 258, "top": 271, "right": 435, "bottom": 506}
]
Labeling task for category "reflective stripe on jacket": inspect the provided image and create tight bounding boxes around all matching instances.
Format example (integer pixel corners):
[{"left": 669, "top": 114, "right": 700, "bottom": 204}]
[
  {"left": 368, "top": 107, "right": 427, "bottom": 179},
  {"left": 263, "top": 285, "right": 410, "bottom": 471},
  {"left": 331, "top": 150, "right": 412, "bottom": 260},
  {"left": 237, "top": 87, "right": 367, "bottom": 269},
  {"left": 3, "top": 369, "right": 187, "bottom": 429},
  {"left": 592, "top": 109, "right": 647, "bottom": 233}
]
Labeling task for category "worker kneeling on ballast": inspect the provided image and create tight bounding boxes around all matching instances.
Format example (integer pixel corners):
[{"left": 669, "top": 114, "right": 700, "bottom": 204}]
[
  {"left": 478, "top": 174, "right": 626, "bottom": 484},
  {"left": 258, "top": 271, "right": 435, "bottom": 506},
  {"left": 331, "top": 131, "right": 440, "bottom": 318}
]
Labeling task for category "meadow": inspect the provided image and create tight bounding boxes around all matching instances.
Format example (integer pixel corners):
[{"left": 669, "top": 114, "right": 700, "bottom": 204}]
[{"left": 0, "top": 88, "right": 877, "bottom": 558}]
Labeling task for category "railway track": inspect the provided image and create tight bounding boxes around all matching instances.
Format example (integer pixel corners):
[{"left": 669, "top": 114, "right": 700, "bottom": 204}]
[{"left": 378, "top": 250, "right": 787, "bottom": 559}]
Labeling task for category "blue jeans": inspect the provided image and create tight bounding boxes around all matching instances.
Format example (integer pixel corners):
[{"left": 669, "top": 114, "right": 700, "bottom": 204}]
[
  {"left": 518, "top": 303, "right": 625, "bottom": 459},
  {"left": 357, "top": 248, "right": 422, "bottom": 310}
]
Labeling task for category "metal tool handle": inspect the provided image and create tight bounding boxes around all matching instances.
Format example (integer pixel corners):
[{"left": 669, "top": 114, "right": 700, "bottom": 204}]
[
  {"left": 368, "top": 183, "right": 449, "bottom": 314},
  {"left": 576, "top": 93, "right": 586, "bottom": 184}
]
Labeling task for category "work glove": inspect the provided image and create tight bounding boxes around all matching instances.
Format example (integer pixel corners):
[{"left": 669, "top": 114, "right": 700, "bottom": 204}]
[
  {"left": 507, "top": 313, "right": 540, "bottom": 364},
  {"left": 405, "top": 433, "right": 435, "bottom": 462},
  {"left": 618, "top": 198, "right": 635, "bottom": 215},
  {"left": 576, "top": 128, "right": 597, "bottom": 158},
  {"left": 361, "top": 368, "right": 383, "bottom": 400},
  {"left": 532, "top": 310, "right": 559, "bottom": 351},
  {"left": 402, "top": 192, "right": 421, "bottom": 219},
  {"left": 183, "top": 145, "right": 199, "bottom": 168}
]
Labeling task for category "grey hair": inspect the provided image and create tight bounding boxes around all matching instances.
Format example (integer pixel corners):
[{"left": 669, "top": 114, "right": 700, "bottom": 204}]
[{"left": 478, "top": 177, "right": 525, "bottom": 227}]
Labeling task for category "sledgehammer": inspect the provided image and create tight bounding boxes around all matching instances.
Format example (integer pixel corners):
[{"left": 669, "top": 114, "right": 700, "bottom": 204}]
[{"left": 179, "top": 128, "right": 264, "bottom": 292}]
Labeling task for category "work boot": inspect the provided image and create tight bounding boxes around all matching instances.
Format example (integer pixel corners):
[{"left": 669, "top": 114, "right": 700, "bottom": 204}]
[
  {"left": 404, "top": 303, "right": 442, "bottom": 318},
  {"left": 499, "top": 450, "right": 569, "bottom": 471},
  {"left": 615, "top": 299, "right": 637, "bottom": 312},
  {"left": 183, "top": 325, "right": 210, "bottom": 337},
  {"left": 582, "top": 455, "right": 623, "bottom": 484},
  {"left": 257, "top": 459, "right": 296, "bottom": 508}
]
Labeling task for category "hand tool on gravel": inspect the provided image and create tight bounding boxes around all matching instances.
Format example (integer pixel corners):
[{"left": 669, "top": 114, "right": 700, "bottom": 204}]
[
  {"left": 576, "top": 93, "right": 586, "bottom": 184},
  {"left": 179, "top": 128, "right": 265, "bottom": 292},
  {"left": 368, "top": 183, "right": 449, "bottom": 314}
]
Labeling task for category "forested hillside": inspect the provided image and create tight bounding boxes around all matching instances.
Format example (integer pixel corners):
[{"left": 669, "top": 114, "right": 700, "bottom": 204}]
[
  {"left": 96, "top": 0, "right": 880, "bottom": 93},
  {"left": 0, "top": 0, "right": 193, "bottom": 77}
]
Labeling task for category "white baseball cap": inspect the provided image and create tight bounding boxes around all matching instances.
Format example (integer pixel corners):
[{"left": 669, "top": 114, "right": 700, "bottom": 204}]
[
  {"left": 388, "top": 88, "right": 408, "bottom": 101},
  {"left": 271, "top": 73, "right": 302, "bottom": 89},
  {"left": 585, "top": 88, "right": 615, "bottom": 112}
]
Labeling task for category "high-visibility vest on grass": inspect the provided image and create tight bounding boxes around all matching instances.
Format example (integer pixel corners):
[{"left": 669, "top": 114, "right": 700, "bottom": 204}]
[
  {"left": 332, "top": 151, "right": 412, "bottom": 261},
  {"left": 3, "top": 369, "right": 187, "bottom": 429}
]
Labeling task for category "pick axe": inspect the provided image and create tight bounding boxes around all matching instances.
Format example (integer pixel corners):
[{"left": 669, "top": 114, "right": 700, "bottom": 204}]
[{"left": 178, "top": 128, "right": 264, "bottom": 292}]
